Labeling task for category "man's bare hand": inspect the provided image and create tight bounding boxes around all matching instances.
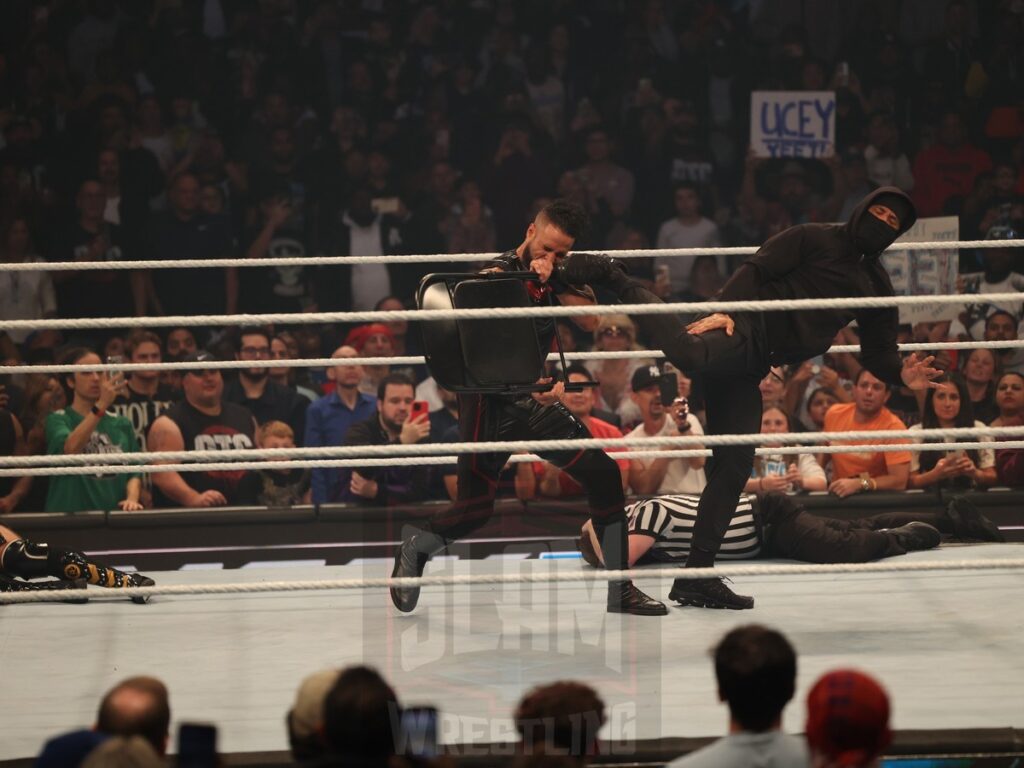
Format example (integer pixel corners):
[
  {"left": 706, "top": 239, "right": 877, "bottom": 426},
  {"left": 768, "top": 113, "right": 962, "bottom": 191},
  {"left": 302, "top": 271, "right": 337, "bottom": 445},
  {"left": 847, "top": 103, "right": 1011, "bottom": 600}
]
[
  {"left": 532, "top": 378, "right": 564, "bottom": 406},
  {"left": 350, "top": 471, "right": 379, "bottom": 499},
  {"left": 829, "top": 477, "right": 865, "bottom": 498},
  {"left": 900, "top": 353, "right": 942, "bottom": 391},
  {"left": 399, "top": 414, "right": 431, "bottom": 445},
  {"left": 529, "top": 254, "right": 555, "bottom": 283},
  {"left": 687, "top": 313, "right": 735, "bottom": 336}
]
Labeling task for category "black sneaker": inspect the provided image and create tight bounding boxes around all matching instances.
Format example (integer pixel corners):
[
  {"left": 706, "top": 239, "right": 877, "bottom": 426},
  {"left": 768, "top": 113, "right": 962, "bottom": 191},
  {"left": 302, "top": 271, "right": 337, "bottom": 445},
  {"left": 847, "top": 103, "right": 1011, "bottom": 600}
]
[
  {"left": 888, "top": 521, "right": 941, "bottom": 552},
  {"left": 668, "top": 577, "right": 754, "bottom": 610},
  {"left": 607, "top": 582, "right": 668, "bottom": 616},
  {"left": 127, "top": 575, "right": 156, "bottom": 604},
  {"left": 390, "top": 537, "right": 430, "bottom": 613},
  {"left": 946, "top": 497, "right": 1005, "bottom": 542}
]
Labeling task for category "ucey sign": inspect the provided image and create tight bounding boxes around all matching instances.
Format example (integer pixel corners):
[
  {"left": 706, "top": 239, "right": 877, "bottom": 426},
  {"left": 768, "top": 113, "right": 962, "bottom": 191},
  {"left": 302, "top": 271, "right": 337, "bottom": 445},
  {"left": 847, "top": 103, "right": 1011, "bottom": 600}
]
[{"left": 750, "top": 91, "right": 836, "bottom": 158}]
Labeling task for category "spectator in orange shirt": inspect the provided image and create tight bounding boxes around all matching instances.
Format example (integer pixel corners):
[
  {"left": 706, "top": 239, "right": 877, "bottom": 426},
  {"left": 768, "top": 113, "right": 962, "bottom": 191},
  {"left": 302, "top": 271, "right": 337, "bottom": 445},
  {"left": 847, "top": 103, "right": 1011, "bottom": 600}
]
[
  {"left": 822, "top": 369, "right": 912, "bottom": 498},
  {"left": 535, "top": 365, "right": 629, "bottom": 497},
  {"left": 912, "top": 110, "right": 992, "bottom": 217}
]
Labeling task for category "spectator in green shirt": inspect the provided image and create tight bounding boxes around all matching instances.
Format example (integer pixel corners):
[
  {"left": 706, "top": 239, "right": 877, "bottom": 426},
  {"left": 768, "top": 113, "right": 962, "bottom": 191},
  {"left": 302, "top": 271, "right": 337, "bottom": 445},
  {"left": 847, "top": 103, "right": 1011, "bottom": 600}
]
[{"left": 45, "top": 348, "right": 144, "bottom": 513}]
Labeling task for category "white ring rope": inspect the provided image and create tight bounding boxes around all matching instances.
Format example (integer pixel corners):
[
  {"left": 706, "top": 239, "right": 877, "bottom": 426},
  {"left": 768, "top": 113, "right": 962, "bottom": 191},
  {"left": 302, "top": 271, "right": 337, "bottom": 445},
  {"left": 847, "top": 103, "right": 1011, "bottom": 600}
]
[
  {"left": 7, "top": 238, "right": 1018, "bottom": 273},
  {"left": 2, "top": 558, "right": 1023, "bottom": 604},
  {"left": 1, "top": 425, "right": 1020, "bottom": 470},
  {"left": 5, "top": 340, "right": 1023, "bottom": 376},
  {"left": 2, "top": 292, "right": 1022, "bottom": 332},
  {"left": 2, "top": 441, "right": 1021, "bottom": 478}
]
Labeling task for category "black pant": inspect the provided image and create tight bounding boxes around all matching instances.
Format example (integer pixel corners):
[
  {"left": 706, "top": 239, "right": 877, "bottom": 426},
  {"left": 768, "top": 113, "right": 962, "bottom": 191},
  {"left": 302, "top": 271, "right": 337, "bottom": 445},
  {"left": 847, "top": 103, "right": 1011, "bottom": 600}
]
[
  {"left": 426, "top": 394, "right": 624, "bottom": 541},
  {"left": 620, "top": 281, "right": 770, "bottom": 567},
  {"left": 757, "top": 494, "right": 950, "bottom": 563}
]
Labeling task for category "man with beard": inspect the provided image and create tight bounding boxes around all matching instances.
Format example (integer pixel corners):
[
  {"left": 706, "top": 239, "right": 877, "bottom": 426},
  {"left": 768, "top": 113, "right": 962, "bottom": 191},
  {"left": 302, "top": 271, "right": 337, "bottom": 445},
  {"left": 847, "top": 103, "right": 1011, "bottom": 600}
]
[
  {"left": 390, "top": 200, "right": 667, "bottom": 616},
  {"left": 110, "top": 331, "right": 175, "bottom": 452},
  {"left": 147, "top": 351, "right": 257, "bottom": 508},
  {"left": 224, "top": 327, "right": 308, "bottom": 443},
  {"left": 559, "top": 187, "right": 941, "bottom": 610}
]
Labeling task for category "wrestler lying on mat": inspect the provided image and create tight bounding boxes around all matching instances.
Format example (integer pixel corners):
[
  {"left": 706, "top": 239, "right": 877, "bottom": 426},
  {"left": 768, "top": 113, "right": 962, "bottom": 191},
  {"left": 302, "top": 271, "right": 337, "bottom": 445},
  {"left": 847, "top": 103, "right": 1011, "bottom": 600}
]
[
  {"left": 0, "top": 524, "right": 155, "bottom": 602},
  {"left": 578, "top": 493, "right": 1004, "bottom": 608}
]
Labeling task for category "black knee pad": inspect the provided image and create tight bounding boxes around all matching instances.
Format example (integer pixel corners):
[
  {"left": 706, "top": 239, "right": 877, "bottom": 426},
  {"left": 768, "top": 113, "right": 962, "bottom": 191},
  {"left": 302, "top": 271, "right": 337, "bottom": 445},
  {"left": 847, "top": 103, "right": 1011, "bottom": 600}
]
[{"left": 1, "top": 539, "right": 53, "bottom": 579}]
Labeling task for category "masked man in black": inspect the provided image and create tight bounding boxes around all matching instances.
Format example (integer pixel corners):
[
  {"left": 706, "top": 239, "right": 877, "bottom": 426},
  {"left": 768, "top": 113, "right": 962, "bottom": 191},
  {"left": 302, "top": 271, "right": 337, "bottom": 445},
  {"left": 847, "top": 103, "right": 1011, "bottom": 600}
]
[
  {"left": 391, "top": 200, "right": 667, "bottom": 616},
  {"left": 560, "top": 187, "right": 941, "bottom": 610}
]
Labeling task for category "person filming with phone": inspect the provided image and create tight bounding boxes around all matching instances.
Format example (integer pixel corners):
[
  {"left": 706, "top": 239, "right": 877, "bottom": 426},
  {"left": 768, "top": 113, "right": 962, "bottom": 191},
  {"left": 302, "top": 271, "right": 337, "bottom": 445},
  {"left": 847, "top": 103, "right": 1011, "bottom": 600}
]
[
  {"left": 338, "top": 373, "right": 431, "bottom": 505},
  {"left": 44, "top": 347, "right": 143, "bottom": 513}
]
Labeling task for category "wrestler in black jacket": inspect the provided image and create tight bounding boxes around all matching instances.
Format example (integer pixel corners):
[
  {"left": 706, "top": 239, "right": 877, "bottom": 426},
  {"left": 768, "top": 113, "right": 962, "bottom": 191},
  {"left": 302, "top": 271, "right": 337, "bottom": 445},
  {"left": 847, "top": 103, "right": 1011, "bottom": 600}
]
[{"left": 560, "top": 186, "right": 940, "bottom": 610}]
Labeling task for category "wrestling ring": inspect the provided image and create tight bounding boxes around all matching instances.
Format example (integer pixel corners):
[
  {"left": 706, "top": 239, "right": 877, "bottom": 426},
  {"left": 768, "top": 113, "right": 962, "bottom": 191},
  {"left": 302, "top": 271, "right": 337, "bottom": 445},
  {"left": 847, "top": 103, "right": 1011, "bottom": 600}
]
[{"left": 1, "top": 240, "right": 1023, "bottom": 763}]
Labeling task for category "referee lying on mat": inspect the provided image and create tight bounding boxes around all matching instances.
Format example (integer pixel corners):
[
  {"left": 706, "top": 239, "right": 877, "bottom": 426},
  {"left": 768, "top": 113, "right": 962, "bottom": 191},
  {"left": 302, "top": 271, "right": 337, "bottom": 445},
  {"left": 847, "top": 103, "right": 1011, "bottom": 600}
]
[{"left": 579, "top": 492, "right": 1004, "bottom": 606}]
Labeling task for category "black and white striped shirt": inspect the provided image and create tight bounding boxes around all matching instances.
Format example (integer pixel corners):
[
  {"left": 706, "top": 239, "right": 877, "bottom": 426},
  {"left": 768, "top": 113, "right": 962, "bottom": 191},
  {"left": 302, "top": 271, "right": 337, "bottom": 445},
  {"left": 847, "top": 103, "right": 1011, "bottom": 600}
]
[{"left": 628, "top": 494, "right": 762, "bottom": 562}]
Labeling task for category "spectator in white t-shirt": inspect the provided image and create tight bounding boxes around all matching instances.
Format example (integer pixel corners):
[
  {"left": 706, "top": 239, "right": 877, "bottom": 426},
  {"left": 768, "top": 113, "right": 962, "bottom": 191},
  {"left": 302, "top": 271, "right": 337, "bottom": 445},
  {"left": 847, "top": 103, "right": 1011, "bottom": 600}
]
[
  {"left": 863, "top": 113, "right": 915, "bottom": 192},
  {"left": 744, "top": 406, "right": 827, "bottom": 494},
  {"left": 654, "top": 182, "right": 722, "bottom": 297},
  {"left": 626, "top": 364, "right": 706, "bottom": 495}
]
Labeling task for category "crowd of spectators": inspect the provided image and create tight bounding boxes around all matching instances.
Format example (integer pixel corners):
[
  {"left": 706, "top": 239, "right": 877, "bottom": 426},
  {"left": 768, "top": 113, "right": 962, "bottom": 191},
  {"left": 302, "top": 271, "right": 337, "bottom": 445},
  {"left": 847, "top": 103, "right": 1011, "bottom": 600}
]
[
  {"left": 0, "top": 0, "right": 1023, "bottom": 511},
  {"left": 34, "top": 623, "right": 895, "bottom": 767}
]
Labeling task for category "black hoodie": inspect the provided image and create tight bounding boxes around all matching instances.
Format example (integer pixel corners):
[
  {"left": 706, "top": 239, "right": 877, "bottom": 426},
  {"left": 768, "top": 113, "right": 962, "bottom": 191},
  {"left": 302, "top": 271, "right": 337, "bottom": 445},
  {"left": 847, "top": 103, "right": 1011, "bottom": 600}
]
[{"left": 718, "top": 187, "right": 917, "bottom": 386}]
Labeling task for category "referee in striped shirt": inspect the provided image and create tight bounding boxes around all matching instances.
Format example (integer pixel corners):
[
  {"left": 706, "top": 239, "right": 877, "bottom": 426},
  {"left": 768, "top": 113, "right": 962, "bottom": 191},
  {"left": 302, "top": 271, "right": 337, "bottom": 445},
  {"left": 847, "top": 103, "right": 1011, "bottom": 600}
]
[{"left": 578, "top": 493, "right": 1003, "bottom": 604}]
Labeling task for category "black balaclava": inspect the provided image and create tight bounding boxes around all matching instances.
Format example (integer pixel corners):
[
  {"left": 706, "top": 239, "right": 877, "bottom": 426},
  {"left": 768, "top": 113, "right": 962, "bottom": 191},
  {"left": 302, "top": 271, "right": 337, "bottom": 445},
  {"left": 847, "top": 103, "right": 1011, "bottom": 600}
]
[{"left": 853, "top": 193, "right": 914, "bottom": 257}]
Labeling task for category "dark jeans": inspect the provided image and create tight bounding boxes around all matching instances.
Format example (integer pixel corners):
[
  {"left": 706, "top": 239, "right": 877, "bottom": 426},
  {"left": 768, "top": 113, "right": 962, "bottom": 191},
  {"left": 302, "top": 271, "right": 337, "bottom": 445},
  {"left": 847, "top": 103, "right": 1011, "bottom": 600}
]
[
  {"left": 620, "top": 280, "right": 771, "bottom": 567},
  {"left": 758, "top": 494, "right": 951, "bottom": 562},
  {"left": 426, "top": 394, "right": 624, "bottom": 541}
]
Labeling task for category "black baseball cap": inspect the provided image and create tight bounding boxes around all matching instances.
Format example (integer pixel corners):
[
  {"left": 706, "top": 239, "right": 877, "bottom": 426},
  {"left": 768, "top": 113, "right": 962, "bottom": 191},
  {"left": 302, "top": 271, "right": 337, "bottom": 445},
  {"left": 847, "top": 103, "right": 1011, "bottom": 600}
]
[
  {"left": 181, "top": 350, "right": 219, "bottom": 372},
  {"left": 631, "top": 364, "right": 665, "bottom": 391}
]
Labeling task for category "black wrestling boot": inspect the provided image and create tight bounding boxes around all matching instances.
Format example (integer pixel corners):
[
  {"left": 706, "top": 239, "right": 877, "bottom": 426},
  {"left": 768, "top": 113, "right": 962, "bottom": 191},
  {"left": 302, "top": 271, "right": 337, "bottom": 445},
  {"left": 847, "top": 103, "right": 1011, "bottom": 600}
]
[
  {"left": 127, "top": 574, "right": 156, "bottom": 604},
  {"left": 669, "top": 577, "right": 755, "bottom": 610},
  {"left": 886, "top": 521, "right": 941, "bottom": 552},
  {"left": 598, "top": 515, "right": 667, "bottom": 616},
  {"left": 946, "top": 497, "right": 1005, "bottom": 542},
  {"left": 389, "top": 531, "right": 446, "bottom": 613}
]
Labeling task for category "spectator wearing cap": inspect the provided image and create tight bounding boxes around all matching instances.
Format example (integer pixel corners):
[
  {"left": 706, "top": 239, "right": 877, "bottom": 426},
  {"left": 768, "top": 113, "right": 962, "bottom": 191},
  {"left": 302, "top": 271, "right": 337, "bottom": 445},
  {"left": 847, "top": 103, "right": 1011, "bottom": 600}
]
[
  {"left": 305, "top": 345, "right": 376, "bottom": 504},
  {"left": 345, "top": 323, "right": 396, "bottom": 396},
  {"left": 287, "top": 668, "right": 340, "bottom": 763},
  {"left": 535, "top": 365, "right": 629, "bottom": 497},
  {"left": 654, "top": 182, "right": 723, "bottom": 298},
  {"left": 514, "top": 681, "right": 606, "bottom": 761},
  {"left": 805, "top": 670, "right": 891, "bottom": 768},
  {"left": 667, "top": 625, "right": 808, "bottom": 768},
  {"left": 626, "top": 365, "right": 707, "bottom": 496},
  {"left": 223, "top": 327, "right": 308, "bottom": 443},
  {"left": 147, "top": 351, "right": 257, "bottom": 508}
]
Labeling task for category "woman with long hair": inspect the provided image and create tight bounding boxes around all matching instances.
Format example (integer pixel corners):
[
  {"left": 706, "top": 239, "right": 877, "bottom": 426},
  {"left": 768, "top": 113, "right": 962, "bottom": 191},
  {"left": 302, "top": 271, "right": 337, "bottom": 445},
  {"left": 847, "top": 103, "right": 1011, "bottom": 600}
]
[
  {"left": 585, "top": 313, "right": 654, "bottom": 427},
  {"left": 908, "top": 372, "right": 996, "bottom": 490},
  {"left": 744, "top": 406, "right": 827, "bottom": 493},
  {"left": 990, "top": 371, "right": 1024, "bottom": 427},
  {"left": 961, "top": 348, "right": 1000, "bottom": 424}
]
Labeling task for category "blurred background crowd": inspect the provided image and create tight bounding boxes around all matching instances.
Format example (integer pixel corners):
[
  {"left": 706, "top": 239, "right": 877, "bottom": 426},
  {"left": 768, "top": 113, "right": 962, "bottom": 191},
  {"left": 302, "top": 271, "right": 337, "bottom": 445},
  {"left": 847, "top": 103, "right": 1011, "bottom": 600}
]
[{"left": 1, "top": 0, "right": 1024, "bottom": 513}]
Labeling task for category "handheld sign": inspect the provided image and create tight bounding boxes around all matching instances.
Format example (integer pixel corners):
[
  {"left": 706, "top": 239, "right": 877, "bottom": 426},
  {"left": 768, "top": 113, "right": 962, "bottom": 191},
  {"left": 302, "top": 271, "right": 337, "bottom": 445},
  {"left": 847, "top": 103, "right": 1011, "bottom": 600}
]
[{"left": 751, "top": 91, "right": 836, "bottom": 158}]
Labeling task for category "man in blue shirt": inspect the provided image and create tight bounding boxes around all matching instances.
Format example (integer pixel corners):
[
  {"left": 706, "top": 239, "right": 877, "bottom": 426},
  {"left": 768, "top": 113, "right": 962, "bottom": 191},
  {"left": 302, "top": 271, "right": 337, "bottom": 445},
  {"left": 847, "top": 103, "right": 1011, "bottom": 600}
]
[{"left": 305, "top": 345, "right": 376, "bottom": 503}]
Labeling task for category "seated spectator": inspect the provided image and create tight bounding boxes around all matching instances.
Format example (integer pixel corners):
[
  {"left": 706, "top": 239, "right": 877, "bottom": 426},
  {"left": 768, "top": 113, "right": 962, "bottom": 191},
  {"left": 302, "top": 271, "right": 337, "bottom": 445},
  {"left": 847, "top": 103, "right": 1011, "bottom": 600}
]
[
  {"left": 821, "top": 370, "right": 912, "bottom": 498},
  {"left": 961, "top": 348, "right": 1001, "bottom": 425},
  {"left": 535, "top": 365, "right": 629, "bottom": 497},
  {"left": 147, "top": 351, "right": 257, "bottom": 508},
  {"left": 36, "top": 731, "right": 109, "bottom": 768},
  {"left": 345, "top": 323, "right": 395, "bottom": 396},
  {"left": 322, "top": 666, "right": 401, "bottom": 765},
  {"left": 95, "top": 676, "right": 171, "bottom": 756},
  {"left": 110, "top": 331, "right": 175, "bottom": 453},
  {"left": 287, "top": 668, "right": 340, "bottom": 763},
  {"left": 805, "top": 670, "right": 891, "bottom": 768},
  {"left": 785, "top": 361, "right": 852, "bottom": 430},
  {"left": 161, "top": 327, "right": 198, "bottom": 396},
  {"left": 585, "top": 314, "right": 654, "bottom": 427},
  {"left": 81, "top": 736, "right": 163, "bottom": 768},
  {"left": 45, "top": 348, "right": 143, "bottom": 513},
  {"left": 515, "top": 681, "right": 606, "bottom": 759},
  {"left": 667, "top": 625, "right": 808, "bottom": 768},
  {"left": 863, "top": 112, "right": 914, "bottom": 192},
  {"left": 14, "top": 373, "right": 66, "bottom": 511},
  {"left": 269, "top": 333, "right": 318, "bottom": 403},
  {"left": 236, "top": 421, "right": 311, "bottom": 507},
  {"left": 627, "top": 365, "right": 706, "bottom": 496},
  {"left": 745, "top": 407, "right": 827, "bottom": 494},
  {"left": 224, "top": 326, "right": 307, "bottom": 442},
  {"left": 980, "top": 310, "right": 1024, "bottom": 374},
  {"left": 305, "top": 345, "right": 376, "bottom": 504},
  {"left": 653, "top": 182, "right": 723, "bottom": 297},
  {"left": 909, "top": 373, "right": 997, "bottom": 491},
  {"left": 805, "top": 387, "right": 840, "bottom": 432},
  {"left": 951, "top": 240, "right": 1024, "bottom": 341},
  {"left": 0, "top": 408, "right": 31, "bottom": 514},
  {"left": 991, "top": 371, "right": 1024, "bottom": 426},
  {"left": 0, "top": 216, "right": 56, "bottom": 345},
  {"left": 337, "top": 374, "right": 430, "bottom": 505},
  {"left": 676, "top": 254, "right": 726, "bottom": 304}
]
